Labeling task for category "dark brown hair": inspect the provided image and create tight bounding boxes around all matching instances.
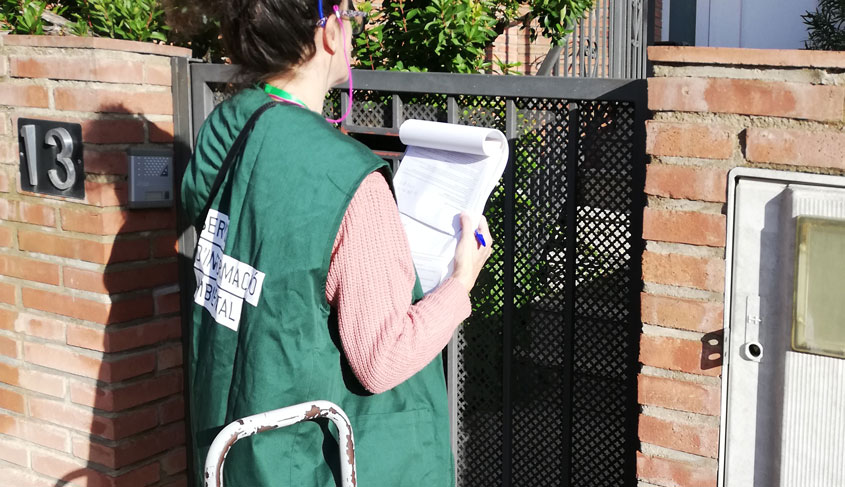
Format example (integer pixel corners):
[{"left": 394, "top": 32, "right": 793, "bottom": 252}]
[{"left": 221, "top": 0, "right": 343, "bottom": 83}]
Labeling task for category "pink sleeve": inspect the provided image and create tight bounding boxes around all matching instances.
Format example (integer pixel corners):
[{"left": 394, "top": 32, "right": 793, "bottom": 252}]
[{"left": 325, "top": 171, "right": 472, "bottom": 394}]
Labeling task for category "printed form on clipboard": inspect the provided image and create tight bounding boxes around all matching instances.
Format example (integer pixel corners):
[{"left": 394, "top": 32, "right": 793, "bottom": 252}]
[{"left": 394, "top": 119, "right": 509, "bottom": 294}]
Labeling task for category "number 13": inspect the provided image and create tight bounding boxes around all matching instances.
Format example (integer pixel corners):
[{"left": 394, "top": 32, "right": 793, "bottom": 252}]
[{"left": 20, "top": 124, "right": 78, "bottom": 191}]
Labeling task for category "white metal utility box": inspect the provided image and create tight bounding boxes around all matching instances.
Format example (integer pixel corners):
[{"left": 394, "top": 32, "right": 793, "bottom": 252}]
[{"left": 721, "top": 168, "right": 845, "bottom": 487}]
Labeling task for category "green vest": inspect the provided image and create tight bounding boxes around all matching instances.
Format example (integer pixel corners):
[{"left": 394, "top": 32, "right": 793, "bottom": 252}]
[{"left": 181, "top": 87, "right": 454, "bottom": 486}]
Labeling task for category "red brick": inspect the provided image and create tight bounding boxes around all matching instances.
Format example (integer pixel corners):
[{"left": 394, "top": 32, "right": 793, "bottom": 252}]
[
  {"left": 155, "top": 291, "right": 180, "bottom": 315},
  {"left": 0, "top": 84, "right": 49, "bottom": 108},
  {"left": 153, "top": 234, "right": 179, "bottom": 258},
  {"left": 10, "top": 55, "right": 144, "bottom": 84},
  {"left": 84, "top": 180, "right": 129, "bottom": 207},
  {"left": 640, "top": 335, "right": 721, "bottom": 377},
  {"left": 37, "top": 399, "right": 160, "bottom": 441},
  {"left": 637, "top": 451, "right": 717, "bottom": 487},
  {"left": 0, "top": 308, "right": 16, "bottom": 331},
  {"left": 104, "top": 351, "right": 157, "bottom": 382},
  {"left": 30, "top": 448, "right": 114, "bottom": 487},
  {"left": 90, "top": 406, "right": 159, "bottom": 440},
  {"left": 646, "top": 121, "right": 734, "bottom": 159},
  {"left": 157, "top": 344, "right": 183, "bottom": 371},
  {"left": 144, "top": 64, "right": 172, "bottom": 86},
  {"left": 149, "top": 121, "right": 174, "bottom": 143},
  {"left": 649, "top": 77, "right": 845, "bottom": 122},
  {"left": 0, "top": 139, "right": 16, "bottom": 164},
  {"left": 29, "top": 396, "right": 97, "bottom": 433},
  {"left": 0, "top": 281, "right": 15, "bottom": 305},
  {"left": 0, "top": 465, "right": 54, "bottom": 487},
  {"left": 112, "top": 463, "right": 160, "bottom": 487},
  {"left": 159, "top": 396, "right": 185, "bottom": 425},
  {"left": 61, "top": 208, "right": 176, "bottom": 235},
  {"left": 642, "top": 251, "right": 725, "bottom": 292},
  {"left": 645, "top": 165, "right": 728, "bottom": 203},
  {"left": 65, "top": 263, "right": 178, "bottom": 294},
  {"left": 745, "top": 127, "right": 845, "bottom": 170},
  {"left": 19, "top": 368, "right": 66, "bottom": 398},
  {"left": 68, "top": 316, "right": 180, "bottom": 353},
  {"left": 12, "top": 114, "right": 144, "bottom": 147},
  {"left": 0, "top": 200, "right": 56, "bottom": 227},
  {"left": 641, "top": 293, "right": 723, "bottom": 333},
  {"left": 24, "top": 342, "right": 100, "bottom": 379},
  {"left": 70, "top": 370, "right": 182, "bottom": 412},
  {"left": 0, "top": 436, "right": 28, "bottom": 466},
  {"left": 0, "top": 334, "right": 18, "bottom": 358},
  {"left": 18, "top": 230, "right": 149, "bottom": 264},
  {"left": 643, "top": 208, "right": 726, "bottom": 247},
  {"left": 160, "top": 475, "right": 188, "bottom": 487},
  {"left": 82, "top": 119, "right": 145, "bottom": 144},
  {"left": 640, "top": 414, "right": 719, "bottom": 457},
  {"left": 0, "top": 361, "right": 18, "bottom": 386},
  {"left": 22, "top": 287, "right": 153, "bottom": 324},
  {"left": 0, "top": 254, "right": 60, "bottom": 285},
  {"left": 22, "top": 419, "right": 70, "bottom": 452},
  {"left": 0, "top": 226, "right": 13, "bottom": 247},
  {"left": 83, "top": 150, "right": 128, "bottom": 176},
  {"left": 24, "top": 341, "right": 155, "bottom": 382},
  {"left": 15, "top": 312, "right": 67, "bottom": 341},
  {"left": 0, "top": 386, "right": 25, "bottom": 413},
  {"left": 160, "top": 447, "right": 187, "bottom": 475},
  {"left": 649, "top": 45, "right": 845, "bottom": 69},
  {"left": 72, "top": 438, "right": 108, "bottom": 470},
  {"left": 55, "top": 87, "right": 173, "bottom": 116},
  {"left": 639, "top": 374, "right": 721, "bottom": 416},
  {"left": 0, "top": 170, "right": 10, "bottom": 192},
  {"left": 2, "top": 34, "right": 191, "bottom": 57},
  {"left": 74, "top": 421, "right": 185, "bottom": 469},
  {"left": 0, "top": 410, "right": 20, "bottom": 435}
]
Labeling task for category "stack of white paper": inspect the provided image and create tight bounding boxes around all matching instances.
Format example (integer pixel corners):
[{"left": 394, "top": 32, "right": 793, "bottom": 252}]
[{"left": 394, "top": 119, "right": 509, "bottom": 293}]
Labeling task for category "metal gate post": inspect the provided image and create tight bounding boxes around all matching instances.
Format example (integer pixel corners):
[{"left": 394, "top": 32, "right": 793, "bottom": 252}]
[
  {"left": 561, "top": 102, "right": 581, "bottom": 487},
  {"left": 170, "top": 54, "right": 196, "bottom": 486}
]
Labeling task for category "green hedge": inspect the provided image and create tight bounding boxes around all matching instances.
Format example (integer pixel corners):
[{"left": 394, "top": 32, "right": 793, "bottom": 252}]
[{"left": 1, "top": 0, "right": 168, "bottom": 42}]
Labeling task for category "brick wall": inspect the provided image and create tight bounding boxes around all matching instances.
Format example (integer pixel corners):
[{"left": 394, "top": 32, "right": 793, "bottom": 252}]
[
  {"left": 639, "top": 46, "right": 845, "bottom": 487},
  {"left": 0, "top": 35, "right": 190, "bottom": 487}
]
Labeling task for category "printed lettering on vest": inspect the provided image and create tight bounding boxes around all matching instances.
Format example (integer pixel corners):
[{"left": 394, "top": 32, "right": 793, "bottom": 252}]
[{"left": 194, "top": 209, "right": 265, "bottom": 330}]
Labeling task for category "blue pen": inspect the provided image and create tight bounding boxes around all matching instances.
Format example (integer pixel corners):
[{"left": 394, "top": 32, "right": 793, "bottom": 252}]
[{"left": 474, "top": 230, "right": 486, "bottom": 247}]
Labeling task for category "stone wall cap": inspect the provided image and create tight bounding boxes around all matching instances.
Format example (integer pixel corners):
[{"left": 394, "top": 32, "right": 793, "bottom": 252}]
[
  {"left": 0, "top": 34, "right": 192, "bottom": 57},
  {"left": 648, "top": 46, "right": 845, "bottom": 69}
]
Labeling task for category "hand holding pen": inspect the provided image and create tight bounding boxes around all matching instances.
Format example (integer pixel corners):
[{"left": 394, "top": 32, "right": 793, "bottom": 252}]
[{"left": 453, "top": 213, "right": 493, "bottom": 293}]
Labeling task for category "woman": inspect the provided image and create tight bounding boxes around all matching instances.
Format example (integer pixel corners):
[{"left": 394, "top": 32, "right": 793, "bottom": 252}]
[{"left": 181, "top": 0, "right": 493, "bottom": 485}]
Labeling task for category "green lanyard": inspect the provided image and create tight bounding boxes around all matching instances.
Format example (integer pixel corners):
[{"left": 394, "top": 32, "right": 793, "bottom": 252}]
[{"left": 263, "top": 83, "right": 308, "bottom": 109}]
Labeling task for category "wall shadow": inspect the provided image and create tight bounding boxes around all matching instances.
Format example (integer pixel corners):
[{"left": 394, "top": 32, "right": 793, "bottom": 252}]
[{"left": 42, "top": 102, "right": 188, "bottom": 487}]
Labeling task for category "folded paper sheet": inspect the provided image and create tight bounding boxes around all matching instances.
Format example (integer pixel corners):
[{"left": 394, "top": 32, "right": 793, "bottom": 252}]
[{"left": 394, "top": 119, "right": 509, "bottom": 293}]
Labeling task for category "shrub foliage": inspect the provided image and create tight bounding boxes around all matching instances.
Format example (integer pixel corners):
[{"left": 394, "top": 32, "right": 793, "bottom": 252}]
[
  {"left": 804, "top": 0, "right": 845, "bottom": 50},
  {"left": 1, "top": 0, "right": 169, "bottom": 42},
  {"left": 354, "top": 0, "right": 595, "bottom": 73},
  {"left": 1, "top": 0, "right": 595, "bottom": 72}
]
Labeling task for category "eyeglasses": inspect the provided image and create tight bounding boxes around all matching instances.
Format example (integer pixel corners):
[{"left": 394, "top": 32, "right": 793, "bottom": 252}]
[{"left": 317, "top": 8, "right": 368, "bottom": 37}]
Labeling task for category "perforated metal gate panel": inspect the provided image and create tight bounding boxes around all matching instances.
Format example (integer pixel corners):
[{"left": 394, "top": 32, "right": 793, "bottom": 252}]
[
  {"left": 337, "top": 90, "right": 641, "bottom": 487},
  {"left": 186, "top": 69, "right": 645, "bottom": 487}
]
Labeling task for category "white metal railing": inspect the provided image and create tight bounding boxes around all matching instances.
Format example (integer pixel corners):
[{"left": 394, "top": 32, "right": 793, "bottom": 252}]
[{"left": 204, "top": 401, "right": 357, "bottom": 487}]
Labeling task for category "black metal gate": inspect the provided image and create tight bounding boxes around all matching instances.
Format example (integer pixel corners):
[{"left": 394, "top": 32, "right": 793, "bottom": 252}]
[{"left": 174, "top": 65, "right": 646, "bottom": 487}]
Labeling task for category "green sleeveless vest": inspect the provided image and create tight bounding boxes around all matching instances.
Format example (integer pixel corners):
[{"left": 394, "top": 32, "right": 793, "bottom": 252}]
[{"left": 181, "top": 87, "right": 454, "bottom": 486}]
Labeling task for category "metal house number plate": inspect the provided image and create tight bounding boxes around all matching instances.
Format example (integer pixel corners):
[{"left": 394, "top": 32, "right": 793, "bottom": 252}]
[{"left": 18, "top": 118, "right": 85, "bottom": 199}]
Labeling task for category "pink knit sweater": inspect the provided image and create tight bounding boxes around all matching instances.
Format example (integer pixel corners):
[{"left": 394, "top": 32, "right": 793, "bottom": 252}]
[{"left": 325, "top": 172, "right": 471, "bottom": 394}]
